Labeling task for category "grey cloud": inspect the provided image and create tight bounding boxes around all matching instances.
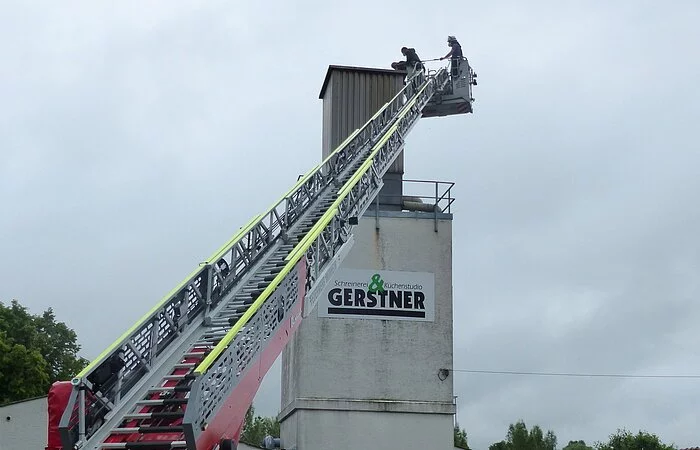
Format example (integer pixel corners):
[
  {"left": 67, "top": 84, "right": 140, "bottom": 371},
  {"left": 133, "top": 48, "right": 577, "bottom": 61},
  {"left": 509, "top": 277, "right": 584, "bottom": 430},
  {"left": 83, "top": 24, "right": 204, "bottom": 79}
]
[{"left": 2, "top": 1, "right": 699, "bottom": 449}]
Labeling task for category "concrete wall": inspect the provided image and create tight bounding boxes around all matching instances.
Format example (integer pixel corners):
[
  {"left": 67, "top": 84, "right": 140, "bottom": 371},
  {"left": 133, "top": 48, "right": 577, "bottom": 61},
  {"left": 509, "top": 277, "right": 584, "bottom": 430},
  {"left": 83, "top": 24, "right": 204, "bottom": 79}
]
[
  {"left": 0, "top": 397, "right": 47, "bottom": 450},
  {"left": 280, "top": 211, "right": 455, "bottom": 450},
  {"left": 282, "top": 409, "right": 453, "bottom": 450}
]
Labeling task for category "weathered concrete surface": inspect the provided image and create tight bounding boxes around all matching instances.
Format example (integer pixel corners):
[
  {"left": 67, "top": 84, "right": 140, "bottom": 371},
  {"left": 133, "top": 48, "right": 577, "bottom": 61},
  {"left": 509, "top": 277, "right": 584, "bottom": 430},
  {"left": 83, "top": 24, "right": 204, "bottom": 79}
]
[
  {"left": 280, "top": 211, "right": 454, "bottom": 450},
  {"left": 0, "top": 397, "right": 47, "bottom": 450}
]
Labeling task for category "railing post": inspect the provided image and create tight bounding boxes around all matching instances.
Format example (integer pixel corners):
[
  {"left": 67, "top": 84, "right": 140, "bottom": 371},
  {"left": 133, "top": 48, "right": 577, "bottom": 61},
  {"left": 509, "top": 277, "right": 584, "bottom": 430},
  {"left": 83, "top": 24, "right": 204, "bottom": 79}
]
[
  {"left": 204, "top": 264, "right": 214, "bottom": 317},
  {"left": 284, "top": 197, "right": 292, "bottom": 232},
  {"left": 78, "top": 387, "right": 86, "bottom": 443},
  {"left": 115, "top": 366, "right": 123, "bottom": 404},
  {"left": 314, "top": 237, "right": 320, "bottom": 281},
  {"left": 447, "top": 184, "right": 452, "bottom": 213},
  {"left": 434, "top": 182, "right": 439, "bottom": 232},
  {"left": 149, "top": 317, "right": 159, "bottom": 365},
  {"left": 375, "top": 193, "right": 380, "bottom": 230}
]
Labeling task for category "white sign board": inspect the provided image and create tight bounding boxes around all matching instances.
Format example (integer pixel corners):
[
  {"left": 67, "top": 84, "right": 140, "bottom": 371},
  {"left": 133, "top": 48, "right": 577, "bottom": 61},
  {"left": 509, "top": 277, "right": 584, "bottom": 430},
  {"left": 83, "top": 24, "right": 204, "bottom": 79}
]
[{"left": 317, "top": 268, "right": 435, "bottom": 322}]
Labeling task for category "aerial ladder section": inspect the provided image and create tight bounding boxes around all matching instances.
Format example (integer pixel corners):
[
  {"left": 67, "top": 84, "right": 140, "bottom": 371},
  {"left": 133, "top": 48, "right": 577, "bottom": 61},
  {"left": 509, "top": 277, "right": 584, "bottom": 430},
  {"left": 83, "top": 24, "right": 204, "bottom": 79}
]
[{"left": 49, "top": 60, "right": 476, "bottom": 450}]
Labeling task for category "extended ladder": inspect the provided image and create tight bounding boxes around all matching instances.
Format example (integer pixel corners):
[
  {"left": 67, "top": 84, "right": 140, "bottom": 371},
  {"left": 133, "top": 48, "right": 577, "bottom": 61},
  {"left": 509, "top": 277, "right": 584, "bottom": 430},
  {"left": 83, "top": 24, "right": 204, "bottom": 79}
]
[{"left": 54, "top": 65, "right": 463, "bottom": 450}]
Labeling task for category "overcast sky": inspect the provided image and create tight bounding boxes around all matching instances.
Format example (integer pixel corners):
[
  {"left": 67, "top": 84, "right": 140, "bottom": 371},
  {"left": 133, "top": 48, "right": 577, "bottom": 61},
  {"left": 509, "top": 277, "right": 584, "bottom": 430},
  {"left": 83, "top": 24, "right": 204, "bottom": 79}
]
[{"left": 1, "top": 1, "right": 699, "bottom": 449}]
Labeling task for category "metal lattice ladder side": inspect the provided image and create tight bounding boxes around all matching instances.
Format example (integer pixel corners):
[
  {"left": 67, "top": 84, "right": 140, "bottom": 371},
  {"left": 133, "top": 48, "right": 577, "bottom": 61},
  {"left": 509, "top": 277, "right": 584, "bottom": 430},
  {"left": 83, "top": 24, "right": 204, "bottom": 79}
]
[
  {"left": 181, "top": 68, "right": 451, "bottom": 449},
  {"left": 93, "top": 155, "right": 375, "bottom": 449},
  {"left": 57, "top": 68, "right": 446, "bottom": 450}
]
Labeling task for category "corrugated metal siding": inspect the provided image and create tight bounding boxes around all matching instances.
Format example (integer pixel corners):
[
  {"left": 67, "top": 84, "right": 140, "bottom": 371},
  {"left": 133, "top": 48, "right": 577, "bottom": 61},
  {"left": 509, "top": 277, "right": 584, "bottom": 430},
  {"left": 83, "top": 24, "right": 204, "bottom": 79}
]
[
  {"left": 321, "top": 81, "right": 333, "bottom": 162},
  {"left": 321, "top": 68, "right": 405, "bottom": 174}
]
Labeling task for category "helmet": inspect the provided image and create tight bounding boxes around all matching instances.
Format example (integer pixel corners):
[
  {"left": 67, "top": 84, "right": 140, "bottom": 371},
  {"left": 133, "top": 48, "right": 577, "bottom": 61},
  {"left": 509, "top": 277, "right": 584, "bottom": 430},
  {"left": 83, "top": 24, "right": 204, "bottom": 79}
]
[{"left": 447, "top": 35, "right": 457, "bottom": 43}]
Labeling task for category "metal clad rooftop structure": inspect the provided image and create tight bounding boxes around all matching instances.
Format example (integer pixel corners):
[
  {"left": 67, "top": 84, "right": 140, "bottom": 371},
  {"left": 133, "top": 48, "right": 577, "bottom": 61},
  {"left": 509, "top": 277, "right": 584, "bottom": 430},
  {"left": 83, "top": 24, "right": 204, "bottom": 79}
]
[
  {"left": 318, "top": 65, "right": 405, "bottom": 99},
  {"left": 319, "top": 65, "right": 405, "bottom": 164},
  {"left": 319, "top": 65, "right": 406, "bottom": 206}
]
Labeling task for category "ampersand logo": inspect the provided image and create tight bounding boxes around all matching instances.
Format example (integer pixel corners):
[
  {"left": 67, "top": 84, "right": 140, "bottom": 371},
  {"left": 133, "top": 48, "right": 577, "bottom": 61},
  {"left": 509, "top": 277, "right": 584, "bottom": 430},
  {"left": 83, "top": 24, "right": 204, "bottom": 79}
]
[{"left": 367, "top": 273, "right": 385, "bottom": 294}]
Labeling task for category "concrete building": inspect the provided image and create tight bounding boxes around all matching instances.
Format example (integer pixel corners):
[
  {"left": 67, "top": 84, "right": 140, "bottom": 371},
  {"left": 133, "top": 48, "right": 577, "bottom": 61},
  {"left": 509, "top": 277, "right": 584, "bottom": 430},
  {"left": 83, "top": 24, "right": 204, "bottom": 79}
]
[
  {"left": 0, "top": 396, "right": 47, "bottom": 450},
  {"left": 279, "top": 66, "right": 456, "bottom": 450}
]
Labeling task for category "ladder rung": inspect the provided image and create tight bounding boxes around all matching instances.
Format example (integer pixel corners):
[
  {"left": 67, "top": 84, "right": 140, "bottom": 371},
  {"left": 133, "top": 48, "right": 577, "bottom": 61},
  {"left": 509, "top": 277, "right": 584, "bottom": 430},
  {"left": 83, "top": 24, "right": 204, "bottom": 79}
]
[
  {"left": 122, "top": 411, "right": 185, "bottom": 420},
  {"left": 100, "top": 442, "right": 187, "bottom": 449},
  {"left": 224, "top": 302, "right": 245, "bottom": 309},
  {"left": 210, "top": 313, "right": 238, "bottom": 320},
  {"left": 111, "top": 425, "right": 184, "bottom": 434},
  {"left": 189, "top": 345, "right": 213, "bottom": 352},
  {"left": 161, "top": 374, "right": 186, "bottom": 381},
  {"left": 109, "top": 427, "right": 137, "bottom": 434},
  {"left": 147, "top": 386, "right": 191, "bottom": 394},
  {"left": 207, "top": 322, "right": 233, "bottom": 328},
  {"left": 203, "top": 329, "right": 228, "bottom": 335},
  {"left": 203, "top": 332, "right": 229, "bottom": 338},
  {"left": 173, "top": 363, "right": 195, "bottom": 369},
  {"left": 136, "top": 398, "right": 188, "bottom": 406},
  {"left": 203, "top": 331, "right": 228, "bottom": 337}
]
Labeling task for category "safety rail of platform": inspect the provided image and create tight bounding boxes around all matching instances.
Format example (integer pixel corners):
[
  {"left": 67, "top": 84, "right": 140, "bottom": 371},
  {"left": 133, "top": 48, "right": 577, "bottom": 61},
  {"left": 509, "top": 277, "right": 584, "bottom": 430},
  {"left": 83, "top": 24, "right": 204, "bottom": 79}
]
[
  {"left": 400, "top": 179, "right": 455, "bottom": 213},
  {"left": 372, "top": 179, "right": 455, "bottom": 231},
  {"left": 57, "top": 67, "right": 448, "bottom": 449},
  {"left": 183, "top": 69, "right": 450, "bottom": 442}
]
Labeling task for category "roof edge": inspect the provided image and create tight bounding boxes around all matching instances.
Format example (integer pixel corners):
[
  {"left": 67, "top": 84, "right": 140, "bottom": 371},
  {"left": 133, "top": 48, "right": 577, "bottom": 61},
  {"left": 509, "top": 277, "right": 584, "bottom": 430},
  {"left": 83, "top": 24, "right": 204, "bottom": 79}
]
[
  {"left": 319, "top": 65, "right": 407, "bottom": 99},
  {"left": 0, "top": 395, "right": 48, "bottom": 408}
]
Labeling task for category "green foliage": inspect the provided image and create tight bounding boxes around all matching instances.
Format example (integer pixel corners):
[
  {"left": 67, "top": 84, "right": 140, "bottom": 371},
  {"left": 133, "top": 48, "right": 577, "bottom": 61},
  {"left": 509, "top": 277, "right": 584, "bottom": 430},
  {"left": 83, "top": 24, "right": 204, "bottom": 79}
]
[
  {"left": 0, "top": 332, "right": 50, "bottom": 403},
  {"left": 240, "top": 405, "right": 280, "bottom": 447},
  {"left": 455, "top": 425, "right": 470, "bottom": 449},
  {"left": 33, "top": 308, "right": 89, "bottom": 381},
  {"left": 490, "top": 420, "right": 557, "bottom": 450},
  {"left": 491, "top": 441, "right": 511, "bottom": 450},
  {"left": 0, "top": 299, "right": 88, "bottom": 404},
  {"left": 564, "top": 440, "right": 593, "bottom": 450},
  {"left": 594, "top": 430, "right": 675, "bottom": 450},
  {"left": 491, "top": 423, "right": 676, "bottom": 450}
]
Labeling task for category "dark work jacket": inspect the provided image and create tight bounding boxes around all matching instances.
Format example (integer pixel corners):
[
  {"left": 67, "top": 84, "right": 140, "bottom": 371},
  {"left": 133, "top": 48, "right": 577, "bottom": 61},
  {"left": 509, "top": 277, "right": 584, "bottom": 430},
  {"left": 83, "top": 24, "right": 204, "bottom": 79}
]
[
  {"left": 404, "top": 48, "right": 422, "bottom": 65},
  {"left": 448, "top": 42, "right": 463, "bottom": 59}
]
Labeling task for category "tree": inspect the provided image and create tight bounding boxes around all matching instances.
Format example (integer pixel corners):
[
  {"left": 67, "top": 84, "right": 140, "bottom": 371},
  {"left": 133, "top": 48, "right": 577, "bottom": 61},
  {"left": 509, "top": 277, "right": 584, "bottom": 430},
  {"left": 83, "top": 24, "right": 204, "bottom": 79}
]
[
  {"left": 455, "top": 425, "right": 470, "bottom": 449},
  {"left": 0, "top": 299, "right": 88, "bottom": 403},
  {"left": 564, "top": 441, "right": 593, "bottom": 450},
  {"left": 33, "top": 308, "right": 89, "bottom": 381},
  {"left": 0, "top": 332, "right": 50, "bottom": 403},
  {"left": 595, "top": 430, "right": 675, "bottom": 450},
  {"left": 490, "top": 420, "right": 557, "bottom": 450},
  {"left": 240, "top": 405, "right": 280, "bottom": 447}
]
